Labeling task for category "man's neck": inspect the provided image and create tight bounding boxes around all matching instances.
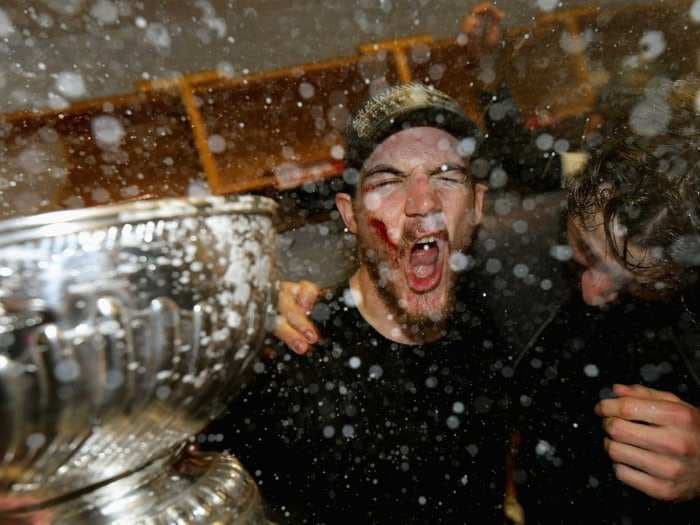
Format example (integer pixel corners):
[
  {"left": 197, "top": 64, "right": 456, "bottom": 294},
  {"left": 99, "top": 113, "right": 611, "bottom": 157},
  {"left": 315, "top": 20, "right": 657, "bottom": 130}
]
[{"left": 350, "top": 267, "right": 430, "bottom": 346}]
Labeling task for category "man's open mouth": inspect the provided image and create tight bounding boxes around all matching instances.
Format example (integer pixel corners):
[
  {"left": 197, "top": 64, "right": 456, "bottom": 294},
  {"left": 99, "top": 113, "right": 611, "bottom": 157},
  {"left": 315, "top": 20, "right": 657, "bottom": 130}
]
[{"left": 406, "top": 235, "right": 446, "bottom": 292}]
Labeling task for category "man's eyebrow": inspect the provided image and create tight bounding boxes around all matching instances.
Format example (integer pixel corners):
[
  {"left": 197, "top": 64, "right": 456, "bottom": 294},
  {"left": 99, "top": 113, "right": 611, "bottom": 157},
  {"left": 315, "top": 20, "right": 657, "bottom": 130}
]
[
  {"left": 427, "top": 163, "right": 467, "bottom": 176},
  {"left": 363, "top": 164, "right": 406, "bottom": 177}
]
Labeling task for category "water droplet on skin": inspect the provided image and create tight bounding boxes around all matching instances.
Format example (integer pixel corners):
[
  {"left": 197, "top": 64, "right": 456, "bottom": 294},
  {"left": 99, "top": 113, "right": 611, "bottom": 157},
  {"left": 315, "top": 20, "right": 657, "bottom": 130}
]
[{"left": 437, "top": 138, "right": 451, "bottom": 151}]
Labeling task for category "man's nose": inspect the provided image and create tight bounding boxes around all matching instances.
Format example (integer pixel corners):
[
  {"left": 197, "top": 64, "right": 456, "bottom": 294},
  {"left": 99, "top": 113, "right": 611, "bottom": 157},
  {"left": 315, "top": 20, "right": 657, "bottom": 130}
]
[
  {"left": 405, "top": 175, "right": 441, "bottom": 216},
  {"left": 581, "top": 268, "right": 619, "bottom": 307}
]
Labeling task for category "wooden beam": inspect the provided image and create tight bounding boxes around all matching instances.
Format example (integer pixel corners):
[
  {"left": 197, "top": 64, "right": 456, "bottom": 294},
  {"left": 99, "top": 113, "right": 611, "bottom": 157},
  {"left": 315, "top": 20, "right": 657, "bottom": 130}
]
[
  {"left": 136, "top": 69, "right": 223, "bottom": 93},
  {"left": 358, "top": 34, "right": 434, "bottom": 83},
  {"left": 178, "top": 79, "right": 222, "bottom": 192}
]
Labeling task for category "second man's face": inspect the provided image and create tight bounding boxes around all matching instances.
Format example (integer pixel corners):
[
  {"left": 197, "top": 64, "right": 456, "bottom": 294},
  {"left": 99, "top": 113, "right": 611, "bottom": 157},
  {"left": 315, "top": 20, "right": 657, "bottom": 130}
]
[
  {"left": 567, "top": 213, "right": 668, "bottom": 307},
  {"left": 338, "top": 126, "right": 486, "bottom": 324}
]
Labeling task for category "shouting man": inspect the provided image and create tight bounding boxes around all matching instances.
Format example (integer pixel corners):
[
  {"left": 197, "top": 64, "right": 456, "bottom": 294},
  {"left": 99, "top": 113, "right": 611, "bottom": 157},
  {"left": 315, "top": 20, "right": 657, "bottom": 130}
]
[{"left": 207, "top": 83, "right": 514, "bottom": 524}]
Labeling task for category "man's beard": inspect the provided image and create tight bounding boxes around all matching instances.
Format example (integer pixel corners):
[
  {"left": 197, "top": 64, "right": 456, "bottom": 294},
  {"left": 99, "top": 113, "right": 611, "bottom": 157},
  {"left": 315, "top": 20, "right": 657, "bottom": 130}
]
[{"left": 358, "top": 235, "right": 457, "bottom": 340}]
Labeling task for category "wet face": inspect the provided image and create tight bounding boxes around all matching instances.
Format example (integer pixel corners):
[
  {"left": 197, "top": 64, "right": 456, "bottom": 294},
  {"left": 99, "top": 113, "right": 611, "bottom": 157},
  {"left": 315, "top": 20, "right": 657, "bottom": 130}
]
[
  {"left": 337, "top": 127, "right": 486, "bottom": 325},
  {"left": 567, "top": 213, "right": 664, "bottom": 307}
]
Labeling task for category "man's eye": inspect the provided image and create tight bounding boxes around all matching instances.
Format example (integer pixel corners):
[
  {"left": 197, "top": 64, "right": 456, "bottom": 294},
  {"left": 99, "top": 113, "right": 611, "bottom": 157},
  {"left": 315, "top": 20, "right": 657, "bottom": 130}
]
[
  {"left": 366, "top": 177, "right": 401, "bottom": 190},
  {"left": 436, "top": 173, "right": 466, "bottom": 184}
]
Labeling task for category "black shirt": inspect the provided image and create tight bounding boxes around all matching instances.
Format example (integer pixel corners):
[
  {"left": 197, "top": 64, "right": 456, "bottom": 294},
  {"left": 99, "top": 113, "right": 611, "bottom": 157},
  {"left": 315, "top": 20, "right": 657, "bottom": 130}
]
[
  {"left": 512, "top": 296, "right": 700, "bottom": 524},
  {"left": 206, "top": 288, "right": 512, "bottom": 524}
]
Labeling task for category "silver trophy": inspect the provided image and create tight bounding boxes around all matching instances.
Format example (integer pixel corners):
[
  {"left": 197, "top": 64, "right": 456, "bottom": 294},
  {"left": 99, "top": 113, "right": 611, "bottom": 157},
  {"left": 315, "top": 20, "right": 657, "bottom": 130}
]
[{"left": 0, "top": 196, "right": 278, "bottom": 524}]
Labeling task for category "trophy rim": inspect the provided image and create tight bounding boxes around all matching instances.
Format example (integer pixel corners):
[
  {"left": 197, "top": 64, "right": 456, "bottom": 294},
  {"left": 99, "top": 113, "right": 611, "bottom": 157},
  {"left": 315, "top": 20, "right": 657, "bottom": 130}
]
[{"left": 0, "top": 195, "right": 278, "bottom": 247}]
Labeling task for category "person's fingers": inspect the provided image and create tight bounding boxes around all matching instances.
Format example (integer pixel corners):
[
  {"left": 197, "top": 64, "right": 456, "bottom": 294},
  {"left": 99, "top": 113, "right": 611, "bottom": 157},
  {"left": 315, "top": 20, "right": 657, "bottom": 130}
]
[
  {"left": 278, "top": 288, "right": 318, "bottom": 343},
  {"left": 486, "top": 22, "right": 502, "bottom": 47},
  {"left": 596, "top": 397, "right": 691, "bottom": 426},
  {"left": 604, "top": 438, "right": 687, "bottom": 481},
  {"left": 602, "top": 417, "right": 684, "bottom": 456},
  {"left": 613, "top": 384, "right": 683, "bottom": 404},
  {"left": 285, "top": 306, "right": 319, "bottom": 343},
  {"left": 296, "top": 280, "right": 321, "bottom": 312},
  {"left": 472, "top": 2, "right": 505, "bottom": 21},
  {"left": 279, "top": 280, "right": 300, "bottom": 298},
  {"left": 613, "top": 463, "right": 686, "bottom": 501},
  {"left": 272, "top": 316, "right": 310, "bottom": 355}
]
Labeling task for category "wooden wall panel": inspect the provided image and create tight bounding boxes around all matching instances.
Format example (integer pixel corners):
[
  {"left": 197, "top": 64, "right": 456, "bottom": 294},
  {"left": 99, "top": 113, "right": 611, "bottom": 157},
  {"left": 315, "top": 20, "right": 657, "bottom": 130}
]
[
  {"left": 409, "top": 38, "right": 485, "bottom": 126},
  {"left": 194, "top": 53, "right": 400, "bottom": 194},
  {"left": 52, "top": 92, "right": 204, "bottom": 209},
  {"left": 502, "top": 18, "right": 595, "bottom": 125},
  {"left": 581, "top": 0, "right": 698, "bottom": 102},
  {"left": 1, "top": 0, "right": 698, "bottom": 220}
]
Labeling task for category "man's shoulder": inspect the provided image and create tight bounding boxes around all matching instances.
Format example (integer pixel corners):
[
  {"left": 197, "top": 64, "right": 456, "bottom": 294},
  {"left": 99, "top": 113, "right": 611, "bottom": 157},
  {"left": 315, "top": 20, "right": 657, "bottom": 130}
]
[{"left": 308, "top": 286, "right": 380, "bottom": 345}]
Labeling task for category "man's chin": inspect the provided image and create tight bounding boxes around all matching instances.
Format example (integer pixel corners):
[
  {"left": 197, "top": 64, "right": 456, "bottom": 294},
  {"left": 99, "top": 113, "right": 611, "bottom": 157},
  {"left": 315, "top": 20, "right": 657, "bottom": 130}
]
[{"left": 400, "top": 287, "right": 452, "bottom": 323}]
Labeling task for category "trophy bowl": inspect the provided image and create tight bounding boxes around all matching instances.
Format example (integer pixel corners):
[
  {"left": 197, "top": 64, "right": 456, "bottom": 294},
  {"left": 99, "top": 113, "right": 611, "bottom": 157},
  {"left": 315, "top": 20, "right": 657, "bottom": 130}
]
[{"left": 0, "top": 195, "right": 277, "bottom": 521}]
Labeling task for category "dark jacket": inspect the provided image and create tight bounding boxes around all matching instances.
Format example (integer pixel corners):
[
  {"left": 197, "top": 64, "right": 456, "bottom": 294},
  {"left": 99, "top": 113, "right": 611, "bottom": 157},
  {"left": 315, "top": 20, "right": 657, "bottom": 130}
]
[{"left": 511, "top": 296, "right": 700, "bottom": 524}]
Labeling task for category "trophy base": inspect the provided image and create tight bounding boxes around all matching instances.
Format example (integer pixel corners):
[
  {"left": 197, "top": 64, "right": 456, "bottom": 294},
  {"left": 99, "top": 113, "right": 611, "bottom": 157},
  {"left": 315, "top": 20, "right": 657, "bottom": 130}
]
[{"left": 4, "top": 447, "right": 268, "bottom": 525}]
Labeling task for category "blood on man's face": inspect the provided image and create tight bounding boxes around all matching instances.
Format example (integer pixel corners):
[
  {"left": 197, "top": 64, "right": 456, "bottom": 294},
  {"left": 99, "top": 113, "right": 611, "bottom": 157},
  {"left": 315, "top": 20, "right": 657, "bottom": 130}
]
[{"left": 338, "top": 126, "right": 485, "bottom": 321}]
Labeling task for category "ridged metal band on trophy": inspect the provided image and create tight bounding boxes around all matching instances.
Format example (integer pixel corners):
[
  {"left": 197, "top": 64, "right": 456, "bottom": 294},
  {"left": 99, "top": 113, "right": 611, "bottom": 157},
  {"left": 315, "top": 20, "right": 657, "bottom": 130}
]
[{"left": 0, "top": 195, "right": 277, "bottom": 524}]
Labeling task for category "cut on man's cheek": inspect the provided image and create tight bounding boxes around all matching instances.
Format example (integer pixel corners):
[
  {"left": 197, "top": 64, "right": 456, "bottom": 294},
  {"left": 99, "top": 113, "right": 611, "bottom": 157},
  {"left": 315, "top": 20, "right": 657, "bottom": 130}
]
[{"left": 369, "top": 218, "right": 398, "bottom": 252}]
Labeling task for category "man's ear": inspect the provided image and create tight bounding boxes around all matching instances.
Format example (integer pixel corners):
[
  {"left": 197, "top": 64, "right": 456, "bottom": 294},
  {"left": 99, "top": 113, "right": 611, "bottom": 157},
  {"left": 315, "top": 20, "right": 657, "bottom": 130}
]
[
  {"left": 471, "top": 183, "right": 488, "bottom": 226},
  {"left": 336, "top": 192, "right": 358, "bottom": 234}
]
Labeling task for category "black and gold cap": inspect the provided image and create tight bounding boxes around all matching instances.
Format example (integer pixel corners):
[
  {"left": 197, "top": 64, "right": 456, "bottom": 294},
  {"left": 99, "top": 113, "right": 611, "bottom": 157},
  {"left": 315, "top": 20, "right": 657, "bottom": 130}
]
[{"left": 344, "top": 82, "right": 482, "bottom": 170}]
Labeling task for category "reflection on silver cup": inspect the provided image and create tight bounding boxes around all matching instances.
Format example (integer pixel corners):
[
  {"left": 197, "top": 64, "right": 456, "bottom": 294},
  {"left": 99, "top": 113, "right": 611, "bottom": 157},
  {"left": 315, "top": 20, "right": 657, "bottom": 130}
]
[{"left": 0, "top": 196, "right": 277, "bottom": 524}]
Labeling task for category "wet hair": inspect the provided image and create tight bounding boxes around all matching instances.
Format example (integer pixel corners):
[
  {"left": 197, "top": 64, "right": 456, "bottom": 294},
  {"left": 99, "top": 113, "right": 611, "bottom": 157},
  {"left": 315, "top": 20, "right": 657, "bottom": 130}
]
[{"left": 568, "top": 84, "right": 700, "bottom": 295}]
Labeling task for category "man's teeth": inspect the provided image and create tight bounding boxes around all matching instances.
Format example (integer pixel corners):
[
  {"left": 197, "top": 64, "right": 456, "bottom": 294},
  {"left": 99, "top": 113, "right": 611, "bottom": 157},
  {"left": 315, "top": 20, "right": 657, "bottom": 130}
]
[{"left": 416, "top": 236, "right": 438, "bottom": 249}]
